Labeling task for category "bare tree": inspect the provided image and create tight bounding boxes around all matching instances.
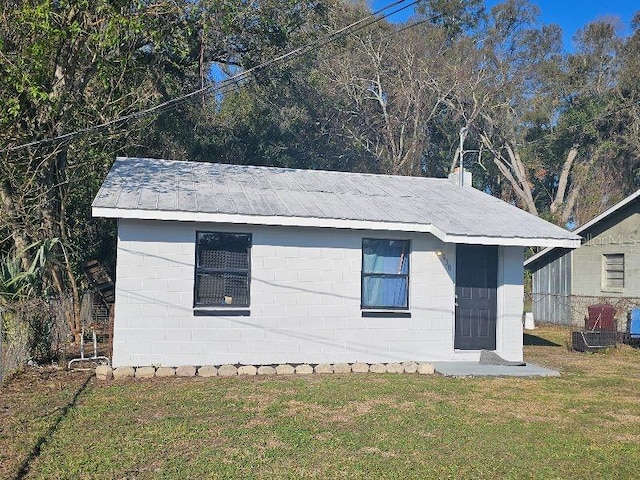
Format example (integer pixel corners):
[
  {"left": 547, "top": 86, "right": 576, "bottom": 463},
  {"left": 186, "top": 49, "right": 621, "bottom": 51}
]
[{"left": 318, "top": 18, "right": 451, "bottom": 175}]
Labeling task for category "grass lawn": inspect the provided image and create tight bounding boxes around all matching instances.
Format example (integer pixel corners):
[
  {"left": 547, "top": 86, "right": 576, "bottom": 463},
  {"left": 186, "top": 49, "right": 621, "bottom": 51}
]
[{"left": 2, "top": 324, "right": 640, "bottom": 479}]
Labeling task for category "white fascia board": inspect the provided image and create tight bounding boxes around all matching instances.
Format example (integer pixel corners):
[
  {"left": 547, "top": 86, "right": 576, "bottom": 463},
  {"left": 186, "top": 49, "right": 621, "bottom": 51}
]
[
  {"left": 524, "top": 189, "right": 640, "bottom": 267},
  {"left": 524, "top": 247, "right": 553, "bottom": 267},
  {"left": 442, "top": 235, "right": 581, "bottom": 249},
  {"left": 524, "top": 237, "right": 585, "bottom": 266},
  {"left": 93, "top": 207, "right": 581, "bottom": 248},
  {"left": 93, "top": 206, "right": 449, "bottom": 239}
]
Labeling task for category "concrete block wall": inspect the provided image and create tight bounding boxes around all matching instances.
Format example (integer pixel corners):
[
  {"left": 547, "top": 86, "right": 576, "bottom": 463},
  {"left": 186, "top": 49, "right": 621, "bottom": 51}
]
[
  {"left": 497, "top": 247, "right": 525, "bottom": 362},
  {"left": 112, "top": 219, "right": 523, "bottom": 367}
]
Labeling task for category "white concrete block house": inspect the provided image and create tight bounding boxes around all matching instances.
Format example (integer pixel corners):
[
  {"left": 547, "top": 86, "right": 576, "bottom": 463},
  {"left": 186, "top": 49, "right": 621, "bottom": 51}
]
[{"left": 92, "top": 157, "right": 580, "bottom": 368}]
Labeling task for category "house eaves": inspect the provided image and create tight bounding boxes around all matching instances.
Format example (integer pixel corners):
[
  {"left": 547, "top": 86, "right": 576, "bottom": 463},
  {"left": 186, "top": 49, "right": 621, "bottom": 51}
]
[{"left": 93, "top": 157, "right": 581, "bottom": 249}]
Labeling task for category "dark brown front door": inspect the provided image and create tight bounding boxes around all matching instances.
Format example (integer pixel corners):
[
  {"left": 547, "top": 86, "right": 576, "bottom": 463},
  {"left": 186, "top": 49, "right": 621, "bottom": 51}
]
[{"left": 455, "top": 244, "right": 498, "bottom": 350}]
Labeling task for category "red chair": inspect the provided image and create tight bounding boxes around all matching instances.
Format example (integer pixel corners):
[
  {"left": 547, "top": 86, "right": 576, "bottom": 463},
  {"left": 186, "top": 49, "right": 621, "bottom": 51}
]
[{"left": 585, "top": 304, "right": 617, "bottom": 331}]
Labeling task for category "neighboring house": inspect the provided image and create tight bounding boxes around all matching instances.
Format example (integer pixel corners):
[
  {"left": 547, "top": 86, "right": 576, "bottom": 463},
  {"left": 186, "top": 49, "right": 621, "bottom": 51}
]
[
  {"left": 525, "top": 190, "right": 640, "bottom": 328},
  {"left": 92, "top": 157, "right": 580, "bottom": 367}
]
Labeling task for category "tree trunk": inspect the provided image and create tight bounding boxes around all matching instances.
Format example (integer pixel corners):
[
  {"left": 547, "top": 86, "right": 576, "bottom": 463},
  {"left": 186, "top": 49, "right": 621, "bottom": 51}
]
[
  {"left": 480, "top": 134, "right": 538, "bottom": 215},
  {"left": 0, "top": 180, "right": 32, "bottom": 269},
  {"left": 549, "top": 145, "right": 579, "bottom": 215},
  {"left": 560, "top": 183, "right": 581, "bottom": 226}
]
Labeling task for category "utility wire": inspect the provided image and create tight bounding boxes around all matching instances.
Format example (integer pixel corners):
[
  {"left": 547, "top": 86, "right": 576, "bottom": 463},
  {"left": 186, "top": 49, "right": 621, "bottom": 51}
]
[
  {"left": 10, "top": 0, "right": 632, "bottom": 155},
  {"left": 516, "top": 99, "right": 640, "bottom": 147},
  {"left": 1, "top": 0, "right": 422, "bottom": 154},
  {"left": 253, "top": 5, "right": 439, "bottom": 165},
  {"left": 149, "top": 0, "right": 424, "bottom": 118}
]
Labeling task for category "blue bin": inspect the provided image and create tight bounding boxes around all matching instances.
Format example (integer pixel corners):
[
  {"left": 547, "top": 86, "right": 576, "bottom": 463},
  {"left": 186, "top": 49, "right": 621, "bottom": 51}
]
[{"left": 630, "top": 308, "right": 640, "bottom": 340}]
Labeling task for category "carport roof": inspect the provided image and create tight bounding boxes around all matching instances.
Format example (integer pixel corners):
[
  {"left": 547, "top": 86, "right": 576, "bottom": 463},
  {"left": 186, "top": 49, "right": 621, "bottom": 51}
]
[{"left": 93, "top": 157, "right": 581, "bottom": 248}]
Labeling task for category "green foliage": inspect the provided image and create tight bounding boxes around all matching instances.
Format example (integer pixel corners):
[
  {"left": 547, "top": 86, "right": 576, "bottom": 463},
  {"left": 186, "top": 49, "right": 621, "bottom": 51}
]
[
  {"left": 1, "top": 0, "right": 639, "bottom": 294},
  {"left": 1, "top": 239, "right": 73, "bottom": 365},
  {"left": 0, "top": 239, "right": 64, "bottom": 302},
  {"left": 417, "top": 0, "right": 486, "bottom": 35},
  {"left": 0, "top": 256, "right": 30, "bottom": 301},
  {"left": 1, "top": 296, "right": 64, "bottom": 378}
]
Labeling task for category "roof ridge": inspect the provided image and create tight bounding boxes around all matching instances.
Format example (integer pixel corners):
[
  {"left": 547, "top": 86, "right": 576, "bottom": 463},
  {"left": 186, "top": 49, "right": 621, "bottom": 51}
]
[{"left": 115, "top": 156, "right": 451, "bottom": 182}]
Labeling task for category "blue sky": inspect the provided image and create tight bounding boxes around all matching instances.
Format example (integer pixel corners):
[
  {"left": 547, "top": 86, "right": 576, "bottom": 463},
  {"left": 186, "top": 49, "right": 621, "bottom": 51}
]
[{"left": 369, "top": 0, "right": 639, "bottom": 51}]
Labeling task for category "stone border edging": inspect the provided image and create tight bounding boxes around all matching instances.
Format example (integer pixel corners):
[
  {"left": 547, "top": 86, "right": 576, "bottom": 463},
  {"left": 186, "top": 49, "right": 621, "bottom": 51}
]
[{"left": 96, "top": 361, "right": 435, "bottom": 380}]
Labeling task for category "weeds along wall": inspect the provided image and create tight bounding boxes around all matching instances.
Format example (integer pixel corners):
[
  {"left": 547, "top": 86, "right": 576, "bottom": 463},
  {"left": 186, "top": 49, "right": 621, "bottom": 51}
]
[{"left": 0, "top": 297, "right": 72, "bottom": 382}]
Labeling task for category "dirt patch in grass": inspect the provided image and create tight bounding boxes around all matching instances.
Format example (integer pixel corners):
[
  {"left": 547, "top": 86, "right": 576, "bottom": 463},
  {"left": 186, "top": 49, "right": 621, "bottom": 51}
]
[
  {"left": 615, "top": 433, "right": 640, "bottom": 442},
  {"left": 284, "top": 397, "right": 416, "bottom": 426},
  {"left": 466, "top": 394, "right": 569, "bottom": 425},
  {"left": 359, "top": 446, "right": 399, "bottom": 458},
  {"left": 224, "top": 390, "right": 281, "bottom": 414}
]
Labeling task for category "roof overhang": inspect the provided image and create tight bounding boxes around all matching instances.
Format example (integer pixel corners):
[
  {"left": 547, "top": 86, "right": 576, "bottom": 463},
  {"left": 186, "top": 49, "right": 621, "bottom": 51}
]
[
  {"left": 93, "top": 206, "right": 582, "bottom": 249},
  {"left": 524, "top": 246, "right": 558, "bottom": 267}
]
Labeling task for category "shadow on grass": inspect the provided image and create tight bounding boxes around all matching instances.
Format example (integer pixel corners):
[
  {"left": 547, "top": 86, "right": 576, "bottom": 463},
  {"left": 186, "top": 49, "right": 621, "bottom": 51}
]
[
  {"left": 524, "top": 333, "right": 562, "bottom": 347},
  {"left": 14, "top": 373, "right": 92, "bottom": 480}
]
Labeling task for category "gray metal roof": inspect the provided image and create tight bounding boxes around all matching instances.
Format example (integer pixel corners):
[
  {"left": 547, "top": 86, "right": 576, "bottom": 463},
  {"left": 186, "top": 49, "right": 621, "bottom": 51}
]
[{"left": 93, "top": 157, "right": 580, "bottom": 247}]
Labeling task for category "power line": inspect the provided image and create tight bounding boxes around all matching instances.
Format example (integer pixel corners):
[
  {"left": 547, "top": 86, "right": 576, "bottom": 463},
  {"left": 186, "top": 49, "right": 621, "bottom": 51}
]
[
  {"left": 1, "top": 0, "right": 422, "bottom": 154},
  {"left": 517, "top": 99, "right": 640, "bottom": 147},
  {"left": 10, "top": 0, "right": 633, "bottom": 156},
  {"left": 254, "top": 7, "right": 439, "bottom": 165},
  {"left": 177, "top": 0, "right": 426, "bottom": 112}
]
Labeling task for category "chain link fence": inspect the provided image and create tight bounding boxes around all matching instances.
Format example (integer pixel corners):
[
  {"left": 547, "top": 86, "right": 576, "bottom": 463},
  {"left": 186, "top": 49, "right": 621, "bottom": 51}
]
[
  {"left": 528, "top": 291, "right": 640, "bottom": 352},
  {"left": 528, "top": 291, "right": 640, "bottom": 332},
  {"left": 568, "top": 294, "right": 640, "bottom": 332},
  {"left": 0, "top": 296, "right": 75, "bottom": 383},
  {"left": 1, "top": 291, "right": 113, "bottom": 382}
]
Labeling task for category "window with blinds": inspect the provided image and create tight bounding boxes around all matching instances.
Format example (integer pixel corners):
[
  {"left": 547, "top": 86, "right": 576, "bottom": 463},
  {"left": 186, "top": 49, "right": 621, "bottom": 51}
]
[{"left": 361, "top": 239, "right": 410, "bottom": 309}]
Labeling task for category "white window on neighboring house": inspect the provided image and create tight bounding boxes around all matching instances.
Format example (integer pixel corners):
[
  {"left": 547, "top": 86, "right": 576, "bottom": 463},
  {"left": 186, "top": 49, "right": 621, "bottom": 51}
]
[{"left": 603, "top": 253, "right": 624, "bottom": 290}]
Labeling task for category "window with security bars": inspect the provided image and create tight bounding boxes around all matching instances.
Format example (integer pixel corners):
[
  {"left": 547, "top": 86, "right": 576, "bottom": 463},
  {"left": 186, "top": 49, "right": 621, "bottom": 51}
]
[
  {"left": 361, "top": 239, "right": 410, "bottom": 309},
  {"left": 195, "top": 232, "right": 251, "bottom": 307},
  {"left": 603, "top": 253, "right": 624, "bottom": 290}
]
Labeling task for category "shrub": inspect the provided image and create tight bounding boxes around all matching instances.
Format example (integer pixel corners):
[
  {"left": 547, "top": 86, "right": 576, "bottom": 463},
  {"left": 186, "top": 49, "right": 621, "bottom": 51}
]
[{"left": 1, "top": 310, "right": 30, "bottom": 381}]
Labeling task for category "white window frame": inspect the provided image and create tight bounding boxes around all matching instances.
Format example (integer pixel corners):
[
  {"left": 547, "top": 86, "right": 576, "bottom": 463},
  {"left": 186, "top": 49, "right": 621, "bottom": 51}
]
[{"left": 602, "top": 253, "right": 624, "bottom": 291}]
